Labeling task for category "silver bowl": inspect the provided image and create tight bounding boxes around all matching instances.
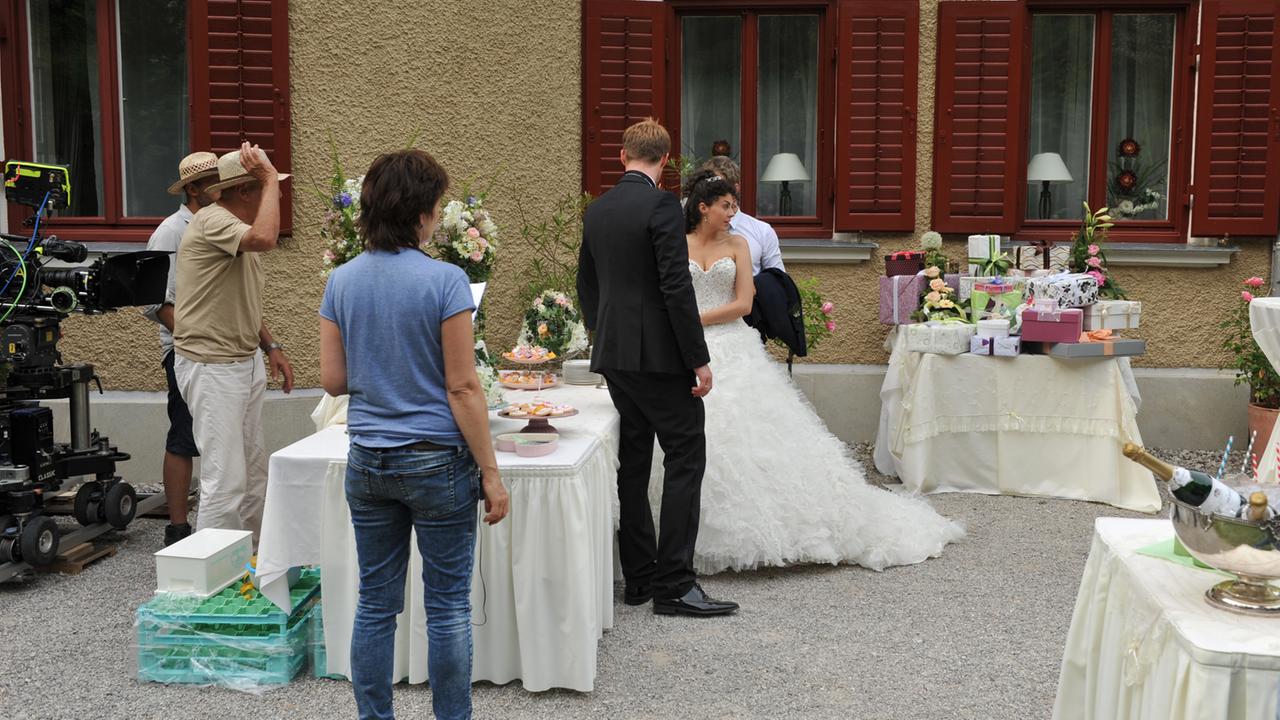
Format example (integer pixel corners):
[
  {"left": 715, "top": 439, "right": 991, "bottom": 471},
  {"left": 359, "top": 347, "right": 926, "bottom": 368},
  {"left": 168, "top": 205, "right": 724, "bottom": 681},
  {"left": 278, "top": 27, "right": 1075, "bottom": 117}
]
[{"left": 1170, "top": 498, "right": 1280, "bottom": 615}]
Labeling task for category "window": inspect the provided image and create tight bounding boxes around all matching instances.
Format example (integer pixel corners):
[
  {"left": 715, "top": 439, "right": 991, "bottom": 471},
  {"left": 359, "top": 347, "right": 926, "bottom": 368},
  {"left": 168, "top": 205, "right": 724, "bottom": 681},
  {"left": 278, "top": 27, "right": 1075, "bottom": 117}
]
[
  {"left": 1025, "top": 12, "right": 1179, "bottom": 226},
  {"left": 673, "top": 7, "right": 828, "bottom": 230},
  {"left": 1, "top": 0, "right": 292, "bottom": 240}
]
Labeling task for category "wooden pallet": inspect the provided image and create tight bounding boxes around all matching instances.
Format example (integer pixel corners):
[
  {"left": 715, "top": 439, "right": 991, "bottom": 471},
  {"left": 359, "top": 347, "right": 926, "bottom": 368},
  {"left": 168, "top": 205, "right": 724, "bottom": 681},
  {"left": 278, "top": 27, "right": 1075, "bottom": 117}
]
[
  {"left": 42, "top": 489, "right": 196, "bottom": 519},
  {"left": 34, "top": 541, "right": 118, "bottom": 575}
]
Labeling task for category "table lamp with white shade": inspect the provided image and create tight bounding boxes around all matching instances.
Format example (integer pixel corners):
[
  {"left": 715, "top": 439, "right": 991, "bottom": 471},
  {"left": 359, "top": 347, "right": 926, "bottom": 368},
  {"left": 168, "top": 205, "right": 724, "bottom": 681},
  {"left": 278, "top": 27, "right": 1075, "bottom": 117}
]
[
  {"left": 1026, "top": 152, "right": 1073, "bottom": 220},
  {"left": 761, "top": 152, "right": 810, "bottom": 216}
]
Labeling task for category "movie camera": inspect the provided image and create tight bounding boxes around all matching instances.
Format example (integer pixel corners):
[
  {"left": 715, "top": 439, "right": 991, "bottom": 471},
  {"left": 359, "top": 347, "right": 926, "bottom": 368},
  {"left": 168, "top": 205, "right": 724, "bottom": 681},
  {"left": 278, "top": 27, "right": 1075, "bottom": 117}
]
[{"left": 0, "top": 161, "right": 169, "bottom": 567}]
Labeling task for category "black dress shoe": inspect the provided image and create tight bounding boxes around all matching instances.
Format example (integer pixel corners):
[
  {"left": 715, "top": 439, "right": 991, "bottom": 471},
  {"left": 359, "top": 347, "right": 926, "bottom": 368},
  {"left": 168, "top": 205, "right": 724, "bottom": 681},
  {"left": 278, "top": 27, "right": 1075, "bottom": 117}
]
[
  {"left": 624, "top": 584, "right": 652, "bottom": 606},
  {"left": 653, "top": 583, "right": 739, "bottom": 617}
]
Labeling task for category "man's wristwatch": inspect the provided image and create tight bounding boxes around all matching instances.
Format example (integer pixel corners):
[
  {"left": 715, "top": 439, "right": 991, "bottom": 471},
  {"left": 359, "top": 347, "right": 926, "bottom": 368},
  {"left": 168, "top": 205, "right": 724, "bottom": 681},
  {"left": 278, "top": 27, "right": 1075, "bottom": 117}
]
[{"left": 265, "top": 341, "right": 284, "bottom": 354}]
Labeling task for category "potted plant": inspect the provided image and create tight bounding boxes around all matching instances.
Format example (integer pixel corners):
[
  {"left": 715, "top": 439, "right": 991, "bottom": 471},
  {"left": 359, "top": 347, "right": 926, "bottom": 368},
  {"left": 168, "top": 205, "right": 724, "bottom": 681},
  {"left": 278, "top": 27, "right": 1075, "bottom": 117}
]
[{"left": 1221, "top": 277, "right": 1280, "bottom": 445}]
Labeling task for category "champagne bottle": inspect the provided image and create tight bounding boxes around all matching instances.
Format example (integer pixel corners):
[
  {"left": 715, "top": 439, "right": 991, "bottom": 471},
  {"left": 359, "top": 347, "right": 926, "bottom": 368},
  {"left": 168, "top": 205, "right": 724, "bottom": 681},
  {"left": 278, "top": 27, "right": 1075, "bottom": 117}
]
[
  {"left": 1121, "top": 443, "right": 1247, "bottom": 516},
  {"left": 1241, "top": 491, "right": 1277, "bottom": 523}
]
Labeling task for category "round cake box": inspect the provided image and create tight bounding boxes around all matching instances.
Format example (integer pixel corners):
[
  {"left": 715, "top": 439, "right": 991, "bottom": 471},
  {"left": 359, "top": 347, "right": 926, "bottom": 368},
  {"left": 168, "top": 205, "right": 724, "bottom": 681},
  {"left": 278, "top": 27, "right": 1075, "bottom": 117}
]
[{"left": 495, "top": 432, "right": 558, "bottom": 453}]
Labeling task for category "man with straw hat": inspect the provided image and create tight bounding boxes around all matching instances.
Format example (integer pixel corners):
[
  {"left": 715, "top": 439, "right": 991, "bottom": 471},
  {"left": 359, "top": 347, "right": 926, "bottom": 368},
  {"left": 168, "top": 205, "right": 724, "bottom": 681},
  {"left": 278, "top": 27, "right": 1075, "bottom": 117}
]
[
  {"left": 172, "top": 141, "right": 293, "bottom": 540},
  {"left": 142, "top": 151, "right": 221, "bottom": 546}
]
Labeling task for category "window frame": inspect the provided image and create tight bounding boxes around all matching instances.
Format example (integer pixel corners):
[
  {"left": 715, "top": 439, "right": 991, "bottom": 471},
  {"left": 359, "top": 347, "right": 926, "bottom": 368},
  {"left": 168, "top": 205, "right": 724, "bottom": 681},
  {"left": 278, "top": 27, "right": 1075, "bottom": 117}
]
[
  {"left": 1016, "top": 0, "right": 1198, "bottom": 244},
  {"left": 0, "top": 0, "right": 195, "bottom": 241},
  {"left": 666, "top": 0, "right": 836, "bottom": 238}
]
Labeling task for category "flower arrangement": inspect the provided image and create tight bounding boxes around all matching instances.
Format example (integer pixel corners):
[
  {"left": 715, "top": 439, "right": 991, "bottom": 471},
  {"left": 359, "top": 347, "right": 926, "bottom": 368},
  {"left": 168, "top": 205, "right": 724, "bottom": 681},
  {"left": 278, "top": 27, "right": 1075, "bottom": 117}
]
[
  {"left": 1108, "top": 137, "right": 1167, "bottom": 219},
  {"left": 1068, "top": 202, "right": 1126, "bottom": 300},
  {"left": 517, "top": 290, "right": 589, "bottom": 359},
  {"left": 318, "top": 165, "right": 364, "bottom": 277},
  {"left": 1221, "top": 276, "right": 1280, "bottom": 409},
  {"left": 773, "top": 278, "right": 836, "bottom": 354},
  {"left": 914, "top": 266, "right": 968, "bottom": 322},
  {"left": 920, "top": 231, "right": 948, "bottom": 273},
  {"left": 432, "top": 194, "right": 498, "bottom": 283}
]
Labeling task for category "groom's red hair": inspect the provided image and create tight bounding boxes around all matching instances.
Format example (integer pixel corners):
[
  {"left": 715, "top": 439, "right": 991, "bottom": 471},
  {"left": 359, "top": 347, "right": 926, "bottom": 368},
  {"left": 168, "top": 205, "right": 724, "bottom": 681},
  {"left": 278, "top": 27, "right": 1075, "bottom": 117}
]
[{"left": 622, "top": 118, "right": 670, "bottom": 163}]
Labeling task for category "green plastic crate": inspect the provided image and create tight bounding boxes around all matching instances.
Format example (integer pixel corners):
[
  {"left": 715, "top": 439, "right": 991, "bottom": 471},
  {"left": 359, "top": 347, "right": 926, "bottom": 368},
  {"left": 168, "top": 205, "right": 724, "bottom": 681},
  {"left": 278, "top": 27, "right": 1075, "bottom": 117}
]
[
  {"left": 136, "top": 607, "right": 313, "bottom": 686},
  {"left": 137, "top": 567, "right": 321, "bottom": 634}
]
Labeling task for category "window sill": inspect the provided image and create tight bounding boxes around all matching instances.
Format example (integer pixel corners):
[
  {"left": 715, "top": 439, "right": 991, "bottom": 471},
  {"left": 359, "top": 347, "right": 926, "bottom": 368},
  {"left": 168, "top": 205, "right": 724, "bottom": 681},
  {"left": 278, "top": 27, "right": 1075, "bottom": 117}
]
[
  {"left": 780, "top": 238, "right": 878, "bottom": 264},
  {"left": 1007, "top": 240, "right": 1240, "bottom": 268}
]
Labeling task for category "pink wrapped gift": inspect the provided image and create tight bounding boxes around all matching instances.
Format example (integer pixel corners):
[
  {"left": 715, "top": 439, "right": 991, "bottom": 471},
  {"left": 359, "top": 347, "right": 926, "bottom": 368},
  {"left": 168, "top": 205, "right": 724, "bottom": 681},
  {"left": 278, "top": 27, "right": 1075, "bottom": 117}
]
[
  {"left": 879, "top": 274, "right": 925, "bottom": 325},
  {"left": 1021, "top": 301, "right": 1083, "bottom": 343}
]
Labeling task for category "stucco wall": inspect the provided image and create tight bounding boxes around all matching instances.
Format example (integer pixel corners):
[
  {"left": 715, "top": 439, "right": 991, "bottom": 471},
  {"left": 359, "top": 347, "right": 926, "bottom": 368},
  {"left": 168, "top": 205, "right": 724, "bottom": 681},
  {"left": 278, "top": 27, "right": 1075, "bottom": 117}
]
[{"left": 54, "top": 0, "right": 1273, "bottom": 391}]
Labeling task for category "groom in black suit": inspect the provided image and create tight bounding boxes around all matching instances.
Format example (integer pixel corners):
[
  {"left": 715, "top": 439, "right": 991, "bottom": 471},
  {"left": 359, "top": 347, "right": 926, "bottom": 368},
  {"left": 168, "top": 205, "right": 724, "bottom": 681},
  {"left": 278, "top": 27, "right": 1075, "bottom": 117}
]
[{"left": 578, "top": 118, "right": 737, "bottom": 617}]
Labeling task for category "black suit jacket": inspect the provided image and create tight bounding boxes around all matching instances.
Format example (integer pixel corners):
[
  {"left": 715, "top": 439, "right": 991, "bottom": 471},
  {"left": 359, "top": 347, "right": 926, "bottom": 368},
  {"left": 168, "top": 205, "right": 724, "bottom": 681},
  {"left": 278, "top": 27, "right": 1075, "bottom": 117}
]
[{"left": 578, "top": 172, "right": 710, "bottom": 375}]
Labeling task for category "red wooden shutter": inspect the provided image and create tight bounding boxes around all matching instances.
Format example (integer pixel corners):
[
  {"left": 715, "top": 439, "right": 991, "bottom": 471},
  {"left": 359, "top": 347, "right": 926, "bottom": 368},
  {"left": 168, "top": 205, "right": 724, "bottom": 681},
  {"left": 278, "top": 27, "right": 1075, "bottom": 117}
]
[
  {"left": 190, "top": 0, "right": 292, "bottom": 232},
  {"left": 582, "top": 0, "right": 667, "bottom": 196},
  {"left": 932, "top": 1, "right": 1027, "bottom": 234},
  {"left": 834, "top": 0, "right": 919, "bottom": 232},
  {"left": 1191, "top": 0, "right": 1280, "bottom": 237}
]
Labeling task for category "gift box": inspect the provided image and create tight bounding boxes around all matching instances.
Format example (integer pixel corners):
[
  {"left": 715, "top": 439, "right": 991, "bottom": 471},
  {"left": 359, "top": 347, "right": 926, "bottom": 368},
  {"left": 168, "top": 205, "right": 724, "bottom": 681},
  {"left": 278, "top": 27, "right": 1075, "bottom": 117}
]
[
  {"left": 885, "top": 251, "right": 925, "bottom": 277},
  {"left": 970, "top": 335, "right": 995, "bottom": 355},
  {"left": 1021, "top": 302, "right": 1083, "bottom": 344},
  {"left": 904, "top": 322, "right": 975, "bottom": 355},
  {"left": 1081, "top": 300, "right": 1142, "bottom": 331},
  {"left": 967, "top": 234, "right": 1008, "bottom": 276},
  {"left": 1042, "top": 334, "right": 1146, "bottom": 358},
  {"left": 976, "top": 318, "right": 1011, "bottom": 338},
  {"left": 879, "top": 274, "right": 925, "bottom": 325},
  {"left": 959, "top": 275, "right": 1028, "bottom": 302},
  {"left": 1025, "top": 272, "right": 1100, "bottom": 309},
  {"left": 994, "top": 336, "right": 1021, "bottom": 357},
  {"left": 1012, "top": 242, "right": 1072, "bottom": 273}
]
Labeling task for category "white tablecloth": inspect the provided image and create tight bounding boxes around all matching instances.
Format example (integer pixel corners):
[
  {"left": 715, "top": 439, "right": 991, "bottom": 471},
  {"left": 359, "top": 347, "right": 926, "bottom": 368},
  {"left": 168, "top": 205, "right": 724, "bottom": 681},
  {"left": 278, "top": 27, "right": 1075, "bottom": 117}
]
[
  {"left": 255, "top": 385, "right": 620, "bottom": 692},
  {"left": 1053, "top": 518, "right": 1280, "bottom": 720},
  {"left": 873, "top": 330, "right": 1160, "bottom": 512},
  {"left": 1248, "top": 298, "right": 1280, "bottom": 485}
]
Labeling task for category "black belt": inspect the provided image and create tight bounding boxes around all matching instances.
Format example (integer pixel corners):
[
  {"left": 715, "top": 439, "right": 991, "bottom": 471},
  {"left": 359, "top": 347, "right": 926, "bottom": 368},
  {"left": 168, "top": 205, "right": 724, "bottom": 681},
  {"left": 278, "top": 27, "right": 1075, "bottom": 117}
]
[{"left": 364, "top": 440, "right": 454, "bottom": 453}]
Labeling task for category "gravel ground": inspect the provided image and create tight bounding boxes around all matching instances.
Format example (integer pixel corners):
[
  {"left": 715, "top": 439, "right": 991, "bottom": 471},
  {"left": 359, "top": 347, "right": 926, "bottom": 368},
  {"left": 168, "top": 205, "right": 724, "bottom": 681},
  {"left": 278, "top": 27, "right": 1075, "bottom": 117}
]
[{"left": 0, "top": 447, "right": 1216, "bottom": 720}]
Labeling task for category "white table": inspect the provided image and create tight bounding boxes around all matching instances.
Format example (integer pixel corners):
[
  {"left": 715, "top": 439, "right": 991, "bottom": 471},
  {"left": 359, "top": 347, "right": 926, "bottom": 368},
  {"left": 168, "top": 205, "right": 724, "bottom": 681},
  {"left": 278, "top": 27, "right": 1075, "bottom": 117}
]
[
  {"left": 255, "top": 385, "right": 620, "bottom": 692},
  {"left": 873, "top": 330, "right": 1161, "bottom": 512},
  {"left": 1247, "top": 298, "right": 1280, "bottom": 485},
  {"left": 1053, "top": 518, "right": 1280, "bottom": 720}
]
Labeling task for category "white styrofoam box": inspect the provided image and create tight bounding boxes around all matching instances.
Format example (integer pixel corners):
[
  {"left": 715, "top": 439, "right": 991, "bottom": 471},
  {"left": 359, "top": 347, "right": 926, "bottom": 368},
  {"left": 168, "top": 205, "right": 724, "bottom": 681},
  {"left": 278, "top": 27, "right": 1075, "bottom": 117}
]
[
  {"left": 155, "top": 528, "right": 253, "bottom": 598},
  {"left": 1081, "top": 300, "right": 1142, "bottom": 331},
  {"left": 977, "top": 318, "right": 1011, "bottom": 338}
]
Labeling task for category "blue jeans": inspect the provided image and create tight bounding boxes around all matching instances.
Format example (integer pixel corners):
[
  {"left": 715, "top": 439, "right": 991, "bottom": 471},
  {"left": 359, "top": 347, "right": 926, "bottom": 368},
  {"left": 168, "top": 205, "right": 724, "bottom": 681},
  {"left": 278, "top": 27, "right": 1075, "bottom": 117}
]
[{"left": 346, "top": 443, "right": 480, "bottom": 720}]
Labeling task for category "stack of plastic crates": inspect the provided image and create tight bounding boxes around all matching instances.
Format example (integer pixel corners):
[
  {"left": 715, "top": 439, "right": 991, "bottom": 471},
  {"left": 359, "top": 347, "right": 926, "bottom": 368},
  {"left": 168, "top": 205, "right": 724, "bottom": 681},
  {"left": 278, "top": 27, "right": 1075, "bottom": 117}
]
[{"left": 135, "top": 567, "right": 321, "bottom": 688}]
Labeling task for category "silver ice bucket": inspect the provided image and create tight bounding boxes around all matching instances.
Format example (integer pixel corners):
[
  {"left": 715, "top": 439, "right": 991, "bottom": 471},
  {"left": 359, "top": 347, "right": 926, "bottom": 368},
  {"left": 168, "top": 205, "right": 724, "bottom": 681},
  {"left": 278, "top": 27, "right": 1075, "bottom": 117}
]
[{"left": 1170, "top": 498, "right": 1280, "bottom": 615}]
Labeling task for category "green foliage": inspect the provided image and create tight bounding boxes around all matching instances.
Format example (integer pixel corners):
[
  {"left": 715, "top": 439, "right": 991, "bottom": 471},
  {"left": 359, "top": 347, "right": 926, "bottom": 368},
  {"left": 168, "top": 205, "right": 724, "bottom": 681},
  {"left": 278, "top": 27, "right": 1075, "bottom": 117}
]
[
  {"left": 1068, "top": 202, "right": 1127, "bottom": 300},
  {"left": 1220, "top": 280, "right": 1280, "bottom": 408},
  {"left": 772, "top": 278, "right": 835, "bottom": 355},
  {"left": 516, "top": 192, "right": 593, "bottom": 308}
]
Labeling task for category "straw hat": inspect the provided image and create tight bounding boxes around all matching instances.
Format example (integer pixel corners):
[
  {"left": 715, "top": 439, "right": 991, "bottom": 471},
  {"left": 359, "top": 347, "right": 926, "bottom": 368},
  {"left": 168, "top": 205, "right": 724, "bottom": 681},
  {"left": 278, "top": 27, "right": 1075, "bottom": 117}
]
[
  {"left": 166, "top": 152, "right": 220, "bottom": 195},
  {"left": 206, "top": 149, "right": 291, "bottom": 193}
]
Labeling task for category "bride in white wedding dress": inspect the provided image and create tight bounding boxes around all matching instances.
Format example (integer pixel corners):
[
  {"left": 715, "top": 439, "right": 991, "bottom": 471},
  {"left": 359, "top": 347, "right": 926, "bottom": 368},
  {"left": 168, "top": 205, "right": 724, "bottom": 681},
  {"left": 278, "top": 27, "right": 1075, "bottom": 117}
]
[{"left": 652, "top": 171, "right": 964, "bottom": 575}]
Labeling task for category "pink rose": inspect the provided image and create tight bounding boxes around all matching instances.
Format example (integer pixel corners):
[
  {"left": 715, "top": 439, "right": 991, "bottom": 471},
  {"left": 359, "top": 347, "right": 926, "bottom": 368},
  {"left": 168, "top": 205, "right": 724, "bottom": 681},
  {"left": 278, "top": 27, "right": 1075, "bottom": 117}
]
[
  {"left": 467, "top": 227, "right": 481, "bottom": 238},
  {"left": 1245, "top": 277, "right": 1265, "bottom": 288},
  {"left": 1086, "top": 256, "right": 1102, "bottom": 268},
  {"left": 478, "top": 237, "right": 489, "bottom": 249},
  {"left": 1243, "top": 291, "right": 1255, "bottom": 302},
  {"left": 929, "top": 278, "right": 947, "bottom": 292},
  {"left": 821, "top": 301, "right": 834, "bottom": 315},
  {"left": 1086, "top": 270, "right": 1105, "bottom": 284},
  {"left": 469, "top": 250, "right": 484, "bottom": 262},
  {"left": 825, "top": 321, "right": 836, "bottom": 332},
  {"left": 323, "top": 249, "right": 336, "bottom": 261},
  {"left": 1087, "top": 244, "right": 1100, "bottom": 255}
]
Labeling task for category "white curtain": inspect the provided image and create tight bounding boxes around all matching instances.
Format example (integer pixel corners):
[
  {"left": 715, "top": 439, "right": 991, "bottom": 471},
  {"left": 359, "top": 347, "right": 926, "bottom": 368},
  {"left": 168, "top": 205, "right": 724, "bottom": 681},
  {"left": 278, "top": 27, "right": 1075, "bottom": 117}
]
[
  {"left": 1106, "top": 14, "right": 1175, "bottom": 221},
  {"left": 681, "top": 16, "right": 741, "bottom": 166},
  {"left": 1027, "top": 14, "right": 1094, "bottom": 220},
  {"left": 756, "top": 15, "right": 819, "bottom": 217}
]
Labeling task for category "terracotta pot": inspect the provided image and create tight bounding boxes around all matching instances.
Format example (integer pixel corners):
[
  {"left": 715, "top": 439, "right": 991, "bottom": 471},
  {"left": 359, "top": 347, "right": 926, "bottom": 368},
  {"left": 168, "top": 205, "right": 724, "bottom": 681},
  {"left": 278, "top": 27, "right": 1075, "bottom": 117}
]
[{"left": 1248, "top": 402, "right": 1280, "bottom": 451}]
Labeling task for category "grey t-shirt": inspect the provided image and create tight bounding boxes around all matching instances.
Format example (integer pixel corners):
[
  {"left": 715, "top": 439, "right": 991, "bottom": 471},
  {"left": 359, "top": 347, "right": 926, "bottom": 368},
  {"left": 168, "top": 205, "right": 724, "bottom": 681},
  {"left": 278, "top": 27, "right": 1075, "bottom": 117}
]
[{"left": 141, "top": 204, "right": 193, "bottom": 356}]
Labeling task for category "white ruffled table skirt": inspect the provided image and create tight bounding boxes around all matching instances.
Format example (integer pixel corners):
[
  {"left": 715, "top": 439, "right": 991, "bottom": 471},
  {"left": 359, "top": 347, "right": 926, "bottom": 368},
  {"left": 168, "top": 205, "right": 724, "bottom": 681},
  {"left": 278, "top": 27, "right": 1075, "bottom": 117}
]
[
  {"left": 255, "top": 386, "right": 620, "bottom": 692},
  {"left": 874, "top": 329, "right": 1160, "bottom": 512},
  {"left": 1053, "top": 518, "right": 1280, "bottom": 720}
]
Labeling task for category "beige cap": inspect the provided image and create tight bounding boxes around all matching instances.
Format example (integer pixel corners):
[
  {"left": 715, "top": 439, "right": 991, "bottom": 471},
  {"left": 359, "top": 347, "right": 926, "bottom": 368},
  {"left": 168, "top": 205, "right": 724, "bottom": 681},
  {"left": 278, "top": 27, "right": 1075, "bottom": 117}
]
[
  {"left": 205, "top": 149, "right": 291, "bottom": 193},
  {"left": 166, "top": 151, "right": 220, "bottom": 195}
]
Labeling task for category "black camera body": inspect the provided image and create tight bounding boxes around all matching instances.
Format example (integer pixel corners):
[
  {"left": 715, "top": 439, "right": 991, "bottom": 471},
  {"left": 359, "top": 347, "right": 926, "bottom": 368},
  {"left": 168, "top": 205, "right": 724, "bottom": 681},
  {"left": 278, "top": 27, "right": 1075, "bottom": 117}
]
[{"left": 0, "top": 161, "right": 168, "bottom": 570}]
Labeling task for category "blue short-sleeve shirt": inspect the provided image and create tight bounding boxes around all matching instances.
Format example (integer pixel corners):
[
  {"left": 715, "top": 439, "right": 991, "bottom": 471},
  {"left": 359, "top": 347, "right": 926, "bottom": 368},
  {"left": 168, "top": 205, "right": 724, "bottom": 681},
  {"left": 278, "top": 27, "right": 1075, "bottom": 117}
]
[{"left": 320, "top": 249, "right": 474, "bottom": 447}]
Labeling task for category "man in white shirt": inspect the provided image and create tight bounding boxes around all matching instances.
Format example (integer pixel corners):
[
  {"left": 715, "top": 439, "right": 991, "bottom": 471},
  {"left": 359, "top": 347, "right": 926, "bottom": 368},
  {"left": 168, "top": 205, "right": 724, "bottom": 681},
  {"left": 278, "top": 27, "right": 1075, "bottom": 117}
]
[
  {"left": 700, "top": 156, "right": 785, "bottom": 276},
  {"left": 141, "top": 152, "right": 221, "bottom": 546}
]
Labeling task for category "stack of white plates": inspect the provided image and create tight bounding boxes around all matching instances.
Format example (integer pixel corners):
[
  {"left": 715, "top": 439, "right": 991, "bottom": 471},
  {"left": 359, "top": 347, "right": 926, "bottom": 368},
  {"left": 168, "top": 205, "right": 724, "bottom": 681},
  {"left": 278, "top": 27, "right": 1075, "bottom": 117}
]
[{"left": 562, "top": 359, "right": 602, "bottom": 385}]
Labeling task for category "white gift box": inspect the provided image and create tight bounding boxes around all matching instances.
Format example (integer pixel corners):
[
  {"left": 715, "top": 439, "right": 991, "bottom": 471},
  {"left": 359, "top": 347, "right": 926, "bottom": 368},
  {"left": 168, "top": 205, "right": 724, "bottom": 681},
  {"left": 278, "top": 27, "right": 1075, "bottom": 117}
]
[
  {"left": 154, "top": 528, "right": 253, "bottom": 598},
  {"left": 1081, "top": 300, "right": 1142, "bottom": 330},
  {"left": 977, "top": 318, "right": 1011, "bottom": 338},
  {"left": 967, "top": 234, "right": 1004, "bottom": 276},
  {"left": 904, "top": 322, "right": 975, "bottom": 355},
  {"left": 1025, "top": 272, "right": 1100, "bottom": 309}
]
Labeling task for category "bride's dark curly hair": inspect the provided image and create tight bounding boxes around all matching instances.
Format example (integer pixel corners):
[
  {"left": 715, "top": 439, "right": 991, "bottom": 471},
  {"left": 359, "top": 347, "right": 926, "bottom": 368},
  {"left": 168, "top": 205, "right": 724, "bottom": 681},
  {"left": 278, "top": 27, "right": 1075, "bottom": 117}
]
[{"left": 683, "top": 169, "right": 737, "bottom": 233}]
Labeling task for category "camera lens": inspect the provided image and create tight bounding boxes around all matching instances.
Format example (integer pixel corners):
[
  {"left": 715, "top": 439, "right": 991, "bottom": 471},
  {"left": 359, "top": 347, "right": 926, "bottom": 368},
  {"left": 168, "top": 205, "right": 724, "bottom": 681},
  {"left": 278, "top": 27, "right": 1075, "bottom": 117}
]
[{"left": 49, "top": 287, "right": 77, "bottom": 313}]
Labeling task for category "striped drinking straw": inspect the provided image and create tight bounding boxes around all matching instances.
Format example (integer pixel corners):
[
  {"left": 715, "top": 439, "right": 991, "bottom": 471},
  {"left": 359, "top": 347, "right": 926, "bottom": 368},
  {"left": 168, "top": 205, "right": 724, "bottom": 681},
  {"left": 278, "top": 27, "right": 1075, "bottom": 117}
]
[
  {"left": 1216, "top": 435, "right": 1233, "bottom": 481},
  {"left": 1241, "top": 430, "right": 1258, "bottom": 475}
]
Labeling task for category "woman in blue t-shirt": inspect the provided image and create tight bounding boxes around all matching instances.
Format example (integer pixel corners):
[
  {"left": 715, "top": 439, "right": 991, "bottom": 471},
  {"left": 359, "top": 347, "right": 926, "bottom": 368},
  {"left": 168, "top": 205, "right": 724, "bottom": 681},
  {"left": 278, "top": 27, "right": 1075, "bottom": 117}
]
[{"left": 319, "top": 149, "right": 508, "bottom": 720}]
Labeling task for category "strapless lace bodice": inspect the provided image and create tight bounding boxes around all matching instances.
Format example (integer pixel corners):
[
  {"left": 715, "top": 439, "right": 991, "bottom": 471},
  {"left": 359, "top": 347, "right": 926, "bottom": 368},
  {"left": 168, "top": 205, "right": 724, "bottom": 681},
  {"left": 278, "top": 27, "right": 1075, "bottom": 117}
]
[{"left": 689, "top": 256, "right": 738, "bottom": 313}]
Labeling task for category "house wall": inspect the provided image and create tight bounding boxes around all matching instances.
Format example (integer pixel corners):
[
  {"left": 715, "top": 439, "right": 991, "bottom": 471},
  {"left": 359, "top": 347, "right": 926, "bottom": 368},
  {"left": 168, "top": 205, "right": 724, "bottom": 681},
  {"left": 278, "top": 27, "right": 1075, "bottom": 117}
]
[{"left": 51, "top": 0, "right": 1270, "bottom": 395}]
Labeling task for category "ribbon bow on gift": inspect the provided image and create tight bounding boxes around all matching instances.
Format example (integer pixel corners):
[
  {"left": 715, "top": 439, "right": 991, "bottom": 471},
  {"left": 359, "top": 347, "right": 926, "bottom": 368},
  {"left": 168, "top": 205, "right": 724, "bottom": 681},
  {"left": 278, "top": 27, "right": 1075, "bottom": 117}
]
[
  {"left": 889, "top": 250, "right": 924, "bottom": 260},
  {"left": 1030, "top": 296, "right": 1061, "bottom": 321},
  {"left": 1080, "top": 329, "right": 1114, "bottom": 343},
  {"left": 968, "top": 234, "right": 1012, "bottom": 277},
  {"left": 1028, "top": 238, "right": 1054, "bottom": 269}
]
